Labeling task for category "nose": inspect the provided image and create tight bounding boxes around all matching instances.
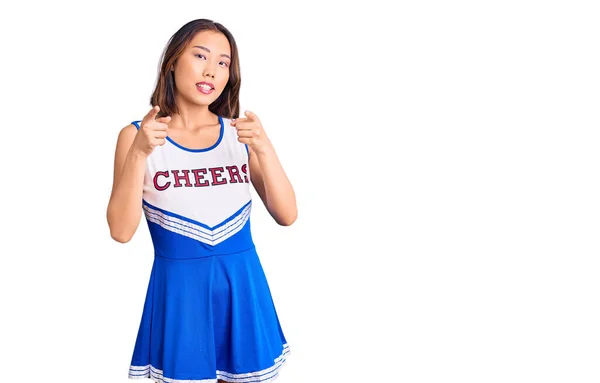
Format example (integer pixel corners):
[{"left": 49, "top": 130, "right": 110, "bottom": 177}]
[{"left": 203, "top": 66, "right": 215, "bottom": 79}]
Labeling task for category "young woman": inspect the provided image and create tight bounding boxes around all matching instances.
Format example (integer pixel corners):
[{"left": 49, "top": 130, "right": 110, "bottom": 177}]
[{"left": 106, "top": 18, "right": 296, "bottom": 383}]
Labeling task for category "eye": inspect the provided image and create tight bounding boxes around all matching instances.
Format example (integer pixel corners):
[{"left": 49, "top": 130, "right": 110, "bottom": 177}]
[
  {"left": 219, "top": 61, "right": 229, "bottom": 68},
  {"left": 195, "top": 54, "right": 207, "bottom": 60}
]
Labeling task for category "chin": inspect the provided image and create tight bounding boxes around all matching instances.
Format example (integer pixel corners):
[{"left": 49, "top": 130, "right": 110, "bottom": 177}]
[
  {"left": 184, "top": 94, "right": 216, "bottom": 108},
  {"left": 197, "top": 91, "right": 223, "bottom": 105}
]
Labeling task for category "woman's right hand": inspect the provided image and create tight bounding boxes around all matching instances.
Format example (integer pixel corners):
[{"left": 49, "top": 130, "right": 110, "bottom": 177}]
[{"left": 132, "top": 105, "right": 171, "bottom": 156}]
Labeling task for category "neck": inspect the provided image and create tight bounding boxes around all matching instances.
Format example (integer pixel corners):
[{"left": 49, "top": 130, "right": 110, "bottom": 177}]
[{"left": 171, "top": 95, "right": 219, "bottom": 131}]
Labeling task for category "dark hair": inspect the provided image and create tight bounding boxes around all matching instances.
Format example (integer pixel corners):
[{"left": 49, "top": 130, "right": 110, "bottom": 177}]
[{"left": 150, "top": 19, "right": 241, "bottom": 119}]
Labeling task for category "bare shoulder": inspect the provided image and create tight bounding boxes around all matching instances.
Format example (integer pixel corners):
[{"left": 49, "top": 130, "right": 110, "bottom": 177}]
[
  {"left": 111, "top": 123, "right": 140, "bottom": 167},
  {"left": 114, "top": 123, "right": 138, "bottom": 148},
  {"left": 109, "top": 123, "right": 141, "bottom": 192},
  {"left": 119, "top": 123, "right": 138, "bottom": 139}
]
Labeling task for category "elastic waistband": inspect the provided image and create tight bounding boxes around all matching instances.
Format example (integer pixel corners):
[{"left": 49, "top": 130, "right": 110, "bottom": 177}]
[{"left": 154, "top": 245, "right": 256, "bottom": 260}]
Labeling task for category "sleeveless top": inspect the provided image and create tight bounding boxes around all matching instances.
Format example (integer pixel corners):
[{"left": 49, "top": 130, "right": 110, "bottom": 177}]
[{"left": 132, "top": 116, "right": 255, "bottom": 260}]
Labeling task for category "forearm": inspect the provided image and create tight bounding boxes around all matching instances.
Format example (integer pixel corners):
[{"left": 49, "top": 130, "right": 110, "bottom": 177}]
[
  {"left": 255, "top": 147, "right": 297, "bottom": 225},
  {"left": 107, "top": 149, "right": 147, "bottom": 243}
]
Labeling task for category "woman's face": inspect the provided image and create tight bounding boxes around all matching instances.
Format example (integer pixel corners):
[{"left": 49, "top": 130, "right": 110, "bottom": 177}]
[{"left": 172, "top": 30, "right": 231, "bottom": 108}]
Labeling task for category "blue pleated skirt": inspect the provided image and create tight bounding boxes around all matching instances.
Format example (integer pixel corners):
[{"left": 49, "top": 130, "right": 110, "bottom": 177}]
[{"left": 128, "top": 246, "right": 289, "bottom": 382}]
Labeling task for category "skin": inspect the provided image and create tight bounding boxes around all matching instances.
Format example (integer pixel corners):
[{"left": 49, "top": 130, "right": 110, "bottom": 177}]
[
  {"left": 107, "top": 30, "right": 297, "bottom": 242},
  {"left": 107, "top": 30, "right": 296, "bottom": 382}
]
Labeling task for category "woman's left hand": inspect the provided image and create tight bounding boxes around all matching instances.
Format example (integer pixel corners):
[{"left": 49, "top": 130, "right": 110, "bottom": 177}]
[{"left": 231, "top": 110, "right": 273, "bottom": 155}]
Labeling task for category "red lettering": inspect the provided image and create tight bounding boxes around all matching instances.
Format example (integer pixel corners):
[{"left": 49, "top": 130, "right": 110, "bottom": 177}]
[
  {"left": 153, "top": 171, "right": 171, "bottom": 191},
  {"left": 210, "top": 167, "right": 227, "bottom": 186},
  {"left": 226, "top": 165, "right": 243, "bottom": 183},
  {"left": 171, "top": 170, "right": 192, "bottom": 187},
  {"left": 154, "top": 163, "right": 248, "bottom": 190},
  {"left": 241, "top": 164, "right": 249, "bottom": 183},
  {"left": 191, "top": 169, "right": 209, "bottom": 187}
]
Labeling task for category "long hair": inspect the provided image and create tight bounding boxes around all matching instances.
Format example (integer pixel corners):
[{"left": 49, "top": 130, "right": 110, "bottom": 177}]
[{"left": 150, "top": 19, "right": 241, "bottom": 119}]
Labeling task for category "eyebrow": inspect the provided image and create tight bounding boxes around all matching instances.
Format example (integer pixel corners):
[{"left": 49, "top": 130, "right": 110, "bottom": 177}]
[{"left": 193, "top": 45, "right": 231, "bottom": 59}]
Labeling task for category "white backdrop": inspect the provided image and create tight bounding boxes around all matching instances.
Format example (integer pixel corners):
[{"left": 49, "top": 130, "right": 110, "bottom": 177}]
[{"left": 1, "top": 1, "right": 599, "bottom": 382}]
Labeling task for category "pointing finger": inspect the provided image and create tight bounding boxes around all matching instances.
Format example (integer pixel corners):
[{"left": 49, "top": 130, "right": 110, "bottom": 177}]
[
  {"left": 230, "top": 117, "right": 248, "bottom": 126},
  {"left": 244, "top": 110, "right": 259, "bottom": 122},
  {"left": 233, "top": 120, "right": 254, "bottom": 130},
  {"left": 144, "top": 105, "right": 160, "bottom": 122}
]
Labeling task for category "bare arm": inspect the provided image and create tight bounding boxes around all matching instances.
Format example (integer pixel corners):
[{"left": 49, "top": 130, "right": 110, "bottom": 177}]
[
  {"left": 106, "top": 106, "right": 171, "bottom": 243},
  {"left": 106, "top": 124, "right": 147, "bottom": 243},
  {"left": 231, "top": 110, "right": 297, "bottom": 226},
  {"left": 249, "top": 145, "right": 298, "bottom": 226}
]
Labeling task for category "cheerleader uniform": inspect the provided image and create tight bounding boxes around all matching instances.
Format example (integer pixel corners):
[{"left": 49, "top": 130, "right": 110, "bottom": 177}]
[{"left": 127, "top": 116, "right": 289, "bottom": 383}]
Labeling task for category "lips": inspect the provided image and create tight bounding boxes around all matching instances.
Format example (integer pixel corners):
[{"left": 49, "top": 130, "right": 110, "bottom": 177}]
[{"left": 196, "top": 82, "right": 214, "bottom": 94}]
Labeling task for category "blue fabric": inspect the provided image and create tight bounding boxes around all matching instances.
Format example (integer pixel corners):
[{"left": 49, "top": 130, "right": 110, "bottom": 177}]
[
  {"left": 129, "top": 246, "right": 289, "bottom": 382},
  {"left": 127, "top": 113, "right": 289, "bottom": 382},
  {"left": 141, "top": 199, "right": 255, "bottom": 259}
]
